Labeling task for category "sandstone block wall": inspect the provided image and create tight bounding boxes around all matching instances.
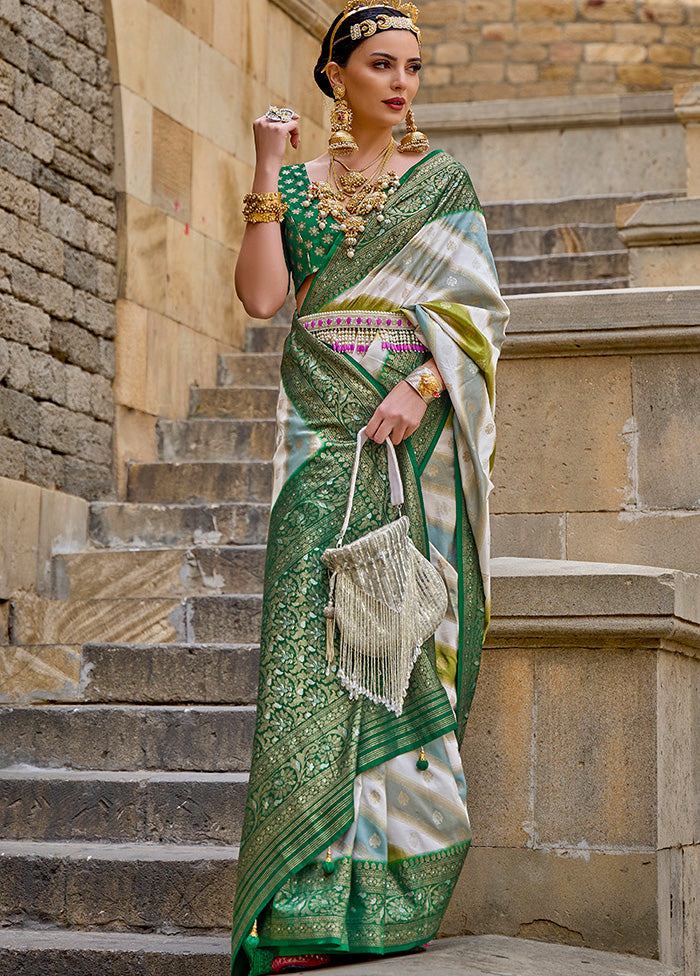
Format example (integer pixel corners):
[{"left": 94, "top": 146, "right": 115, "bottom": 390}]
[
  {"left": 106, "top": 0, "right": 329, "bottom": 494},
  {"left": 0, "top": 0, "right": 117, "bottom": 499},
  {"left": 418, "top": 0, "right": 700, "bottom": 103}
]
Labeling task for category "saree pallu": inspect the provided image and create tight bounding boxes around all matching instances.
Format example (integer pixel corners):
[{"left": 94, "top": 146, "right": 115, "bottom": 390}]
[{"left": 231, "top": 151, "right": 509, "bottom": 976}]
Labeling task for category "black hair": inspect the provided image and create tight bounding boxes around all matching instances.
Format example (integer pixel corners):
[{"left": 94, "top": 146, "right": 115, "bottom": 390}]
[{"left": 314, "top": 6, "right": 412, "bottom": 97}]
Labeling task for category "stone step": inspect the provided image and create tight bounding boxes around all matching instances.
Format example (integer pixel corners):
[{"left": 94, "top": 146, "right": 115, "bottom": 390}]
[
  {"left": 0, "top": 704, "right": 256, "bottom": 771},
  {"left": 185, "top": 594, "right": 262, "bottom": 644},
  {"left": 217, "top": 352, "right": 281, "bottom": 388},
  {"left": 127, "top": 460, "right": 273, "bottom": 504},
  {"left": 245, "top": 323, "right": 289, "bottom": 353},
  {"left": 51, "top": 547, "right": 266, "bottom": 599},
  {"left": 0, "top": 930, "right": 230, "bottom": 976},
  {"left": 489, "top": 223, "right": 622, "bottom": 258},
  {"left": 189, "top": 386, "right": 278, "bottom": 420},
  {"left": 0, "top": 931, "right": 676, "bottom": 976},
  {"left": 500, "top": 277, "right": 628, "bottom": 296},
  {"left": 495, "top": 250, "right": 628, "bottom": 287},
  {"left": 9, "top": 592, "right": 261, "bottom": 646},
  {"left": 0, "top": 839, "right": 237, "bottom": 932},
  {"left": 82, "top": 642, "right": 260, "bottom": 704},
  {"left": 10, "top": 594, "right": 181, "bottom": 645},
  {"left": 482, "top": 191, "right": 672, "bottom": 232},
  {"left": 0, "top": 768, "right": 248, "bottom": 844},
  {"left": 157, "top": 419, "right": 276, "bottom": 463},
  {"left": 88, "top": 501, "right": 270, "bottom": 549}
]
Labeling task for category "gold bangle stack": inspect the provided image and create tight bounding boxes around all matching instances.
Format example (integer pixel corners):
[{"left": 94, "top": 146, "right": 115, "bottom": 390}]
[{"left": 242, "top": 191, "right": 288, "bottom": 224}]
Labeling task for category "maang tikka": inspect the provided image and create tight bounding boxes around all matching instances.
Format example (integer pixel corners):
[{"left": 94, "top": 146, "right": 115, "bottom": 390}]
[
  {"left": 398, "top": 107, "right": 430, "bottom": 153},
  {"left": 329, "top": 85, "right": 359, "bottom": 157}
]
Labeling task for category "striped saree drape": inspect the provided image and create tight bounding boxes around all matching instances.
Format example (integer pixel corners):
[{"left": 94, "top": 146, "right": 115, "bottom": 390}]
[{"left": 231, "top": 151, "right": 509, "bottom": 976}]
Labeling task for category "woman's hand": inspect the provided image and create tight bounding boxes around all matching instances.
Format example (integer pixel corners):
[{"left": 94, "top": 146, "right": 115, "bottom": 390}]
[
  {"left": 366, "top": 381, "right": 427, "bottom": 445},
  {"left": 252, "top": 112, "right": 300, "bottom": 175}
]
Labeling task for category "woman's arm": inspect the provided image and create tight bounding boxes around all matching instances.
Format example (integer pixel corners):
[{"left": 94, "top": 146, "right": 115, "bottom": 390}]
[
  {"left": 365, "top": 358, "right": 445, "bottom": 446},
  {"left": 235, "top": 114, "right": 300, "bottom": 319}
]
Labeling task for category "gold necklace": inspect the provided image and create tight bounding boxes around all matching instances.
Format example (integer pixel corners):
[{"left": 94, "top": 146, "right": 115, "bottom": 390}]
[
  {"left": 335, "top": 138, "right": 395, "bottom": 177},
  {"left": 303, "top": 142, "right": 400, "bottom": 258}
]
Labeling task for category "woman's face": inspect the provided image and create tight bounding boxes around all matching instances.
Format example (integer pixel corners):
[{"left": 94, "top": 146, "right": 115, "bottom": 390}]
[{"left": 329, "top": 30, "right": 421, "bottom": 130}]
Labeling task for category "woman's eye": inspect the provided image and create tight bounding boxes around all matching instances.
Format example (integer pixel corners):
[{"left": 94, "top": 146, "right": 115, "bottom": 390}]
[{"left": 373, "top": 60, "right": 390, "bottom": 68}]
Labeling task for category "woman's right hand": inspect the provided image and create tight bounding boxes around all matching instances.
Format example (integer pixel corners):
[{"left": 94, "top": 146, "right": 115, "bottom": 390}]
[{"left": 252, "top": 113, "right": 300, "bottom": 173}]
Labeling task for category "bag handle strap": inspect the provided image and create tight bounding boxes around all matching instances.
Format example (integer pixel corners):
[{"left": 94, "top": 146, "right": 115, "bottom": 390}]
[{"left": 336, "top": 426, "right": 404, "bottom": 547}]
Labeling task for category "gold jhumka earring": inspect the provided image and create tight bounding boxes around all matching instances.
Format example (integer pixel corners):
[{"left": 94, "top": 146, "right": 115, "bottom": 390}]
[
  {"left": 398, "top": 106, "right": 430, "bottom": 153},
  {"left": 329, "top": 85, "right": 358, "bottom": 157}
]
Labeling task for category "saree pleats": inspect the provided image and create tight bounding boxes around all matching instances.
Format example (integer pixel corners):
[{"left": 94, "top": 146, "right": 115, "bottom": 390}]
[{"left": 230, "top": 152, "right": 508, "bottom": 975}]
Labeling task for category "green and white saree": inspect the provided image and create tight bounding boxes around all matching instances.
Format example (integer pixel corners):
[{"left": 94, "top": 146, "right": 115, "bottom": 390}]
[{"left": 231, "top": 150, "right": 509, "bottom": 975}]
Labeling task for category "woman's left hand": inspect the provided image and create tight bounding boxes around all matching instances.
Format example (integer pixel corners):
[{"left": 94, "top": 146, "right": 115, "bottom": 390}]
[{"left": 365, "top": 381, "right": 427, "bottom": 445}]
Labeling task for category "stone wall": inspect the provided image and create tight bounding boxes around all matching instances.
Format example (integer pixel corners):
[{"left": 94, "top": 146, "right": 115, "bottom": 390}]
[
  {"left": 106, "top": 0, "right": 330, "bottom": 494},
  {"left": 0, "top": 0, "right": 117, "bottom": 499},
  {"left": 418, "top": 0, "right": 700, "bottom": 104}
]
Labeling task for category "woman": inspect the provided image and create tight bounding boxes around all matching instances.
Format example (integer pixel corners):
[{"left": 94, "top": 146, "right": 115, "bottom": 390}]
[{"left": 231, "top": 3, "right": 509, "bottom": 973}]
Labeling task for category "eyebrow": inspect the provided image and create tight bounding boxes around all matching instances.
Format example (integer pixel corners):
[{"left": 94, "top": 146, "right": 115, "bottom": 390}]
[{"left": 369, "top": 51, "right": 422, "bottom": 63}]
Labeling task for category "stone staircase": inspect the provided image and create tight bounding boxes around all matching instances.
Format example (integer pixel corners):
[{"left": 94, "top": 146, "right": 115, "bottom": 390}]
[
  {"left": 484, "top": 191, "right": 671, "bottom": 295},
  {"left": 0, "top": 320, "right": 285, "bottom": 975},
  {"left": 0, "top": 245, "right": 684, "bottom": 973}
]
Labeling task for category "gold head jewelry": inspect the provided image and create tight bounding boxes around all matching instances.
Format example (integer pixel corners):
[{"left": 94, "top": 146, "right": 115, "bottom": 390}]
[
  {"left": 329, "top": 84, "right": 359, "bottom": 157},
  {"left": 324, "top": 2, "right": 421, "bottom": 70}
]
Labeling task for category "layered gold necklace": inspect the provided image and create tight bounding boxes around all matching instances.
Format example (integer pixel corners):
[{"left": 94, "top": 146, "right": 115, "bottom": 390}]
[{"left": 302, "top": 140, "right": 400, "bottom": 258}]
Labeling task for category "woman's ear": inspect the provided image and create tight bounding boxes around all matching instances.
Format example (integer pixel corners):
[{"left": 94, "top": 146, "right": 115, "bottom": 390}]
[{"left": 326, "top": 63, "right": 343, "bottom": 91}]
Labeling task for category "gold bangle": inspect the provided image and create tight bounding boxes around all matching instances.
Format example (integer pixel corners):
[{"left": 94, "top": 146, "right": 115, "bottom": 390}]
[
  {"left": 405, "top": 365, "right": 443, "bottom": 404},
  {"left": 242, "top": 191, "right": 288, "bottom": 223}
]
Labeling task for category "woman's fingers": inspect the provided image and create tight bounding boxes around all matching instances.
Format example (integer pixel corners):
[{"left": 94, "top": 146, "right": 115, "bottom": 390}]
[{"left": 253, "top": 115, "right": 301, "bottom": 160}]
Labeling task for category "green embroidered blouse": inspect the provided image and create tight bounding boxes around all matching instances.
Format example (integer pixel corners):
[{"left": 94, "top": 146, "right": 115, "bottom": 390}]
[{"left": 278, "top": 164, "right": 342, "bottom": 291}]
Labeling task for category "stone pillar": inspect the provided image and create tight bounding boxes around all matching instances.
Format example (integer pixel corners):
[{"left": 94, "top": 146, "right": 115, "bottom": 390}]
[
  {"left": 442, "top": 558, "right": 700, "bottom": 974},
  {"left": 616, "top": 83, "right": 700, "bottom": 287}
]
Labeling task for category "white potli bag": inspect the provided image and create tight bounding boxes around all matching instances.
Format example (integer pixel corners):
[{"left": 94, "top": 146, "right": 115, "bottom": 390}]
[{"left": 322, "top": 426, "right": 448, "bottom": 717}]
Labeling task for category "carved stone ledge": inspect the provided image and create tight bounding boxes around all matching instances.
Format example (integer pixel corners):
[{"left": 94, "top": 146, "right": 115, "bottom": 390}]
[
  {"left": 617, "top": 197, "right": 700, "bottom": 247},
  {"left": 270, "top": 0, "right": 336, "bottom": 40},
  {"left": 418, "top": 91, "right": 676, "bottom": 135},
  {"left": 502, "top": 287, "right": 700, "bottom": 358}
]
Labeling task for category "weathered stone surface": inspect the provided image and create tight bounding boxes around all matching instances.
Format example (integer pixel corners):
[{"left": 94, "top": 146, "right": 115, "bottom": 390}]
[
  {"left": 126, "top": 460, "right": 273, "bottom": 505},
  {"left": 0, "top": 931, "right": 677, "bottom": 976},
  {"left": 0, "top": 768, "right": 248, "bottom": 844},
  {"left": 0, "top": 704, "right": 255, "bottom": 771},
  {"left": 190, "top": 386, "right": 279, "bottom": 420},
  {"left": 657, "top": 650, "right": 700, "bottom": 851},
  {"left": 0, "top": 474, "right": 41, "bottom": 598},
  {"left": 683, "top": 844, "right": 700, "bottom": 976},
  {"left": 443, "top": 847, "right": 658, "bottom": 959},
  {"left": 81, "top": 642, "right": 260, "bottom": 705},
  {"left": 632, "top": 353, "right": 700, "bottom": 511},
  {"left": 0, "top": 0, "right": 116, "bottom": 496},
  {"left": 492, "top": 357, "right": 632, "bottom": 515},
  {"left": 52, "top": 545, "right": 266, "bottom": 599},
  {"left": 156, "top": 418, "right": 276, "bottom": 463},
  {"left": 534, "top": 645, "right": 657, "bottom": 848},
  {"left": 490, "top": 557, "right": 678, "bottom": 618},
  {"left": 88, "top": 501, "right": 270, "bottom": 549},
  {"left": 462, "top": 646, "right": 534, "bottom": 848},
  {"left": 0, "top": 644, "right": 80, "bottom": 702},
  {"left": 11, "top": 593, "right": 179, "bottom": 645},
  {"left": 0, "top": 839, "right": 238, "bottom": 930},
  {"left": 185, "top": 594, "right": 262, "bottom": 645},
  {"left": 217, "top": 352, "right": 282, "bottom": 389},
  {"left": 566, "top": 511, "right": 700, "bottom": 575},
  {"left": 0, "top": 930, "right": 230, "bottom": 976},
  {"left": 491, "top": 513, "right": 565, "bottom": 559}
]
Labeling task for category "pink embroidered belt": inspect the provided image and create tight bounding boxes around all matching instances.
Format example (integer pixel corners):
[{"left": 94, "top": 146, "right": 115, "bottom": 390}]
[{"left": 298, "top": 310, "right": 428, "bottom": 356}]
